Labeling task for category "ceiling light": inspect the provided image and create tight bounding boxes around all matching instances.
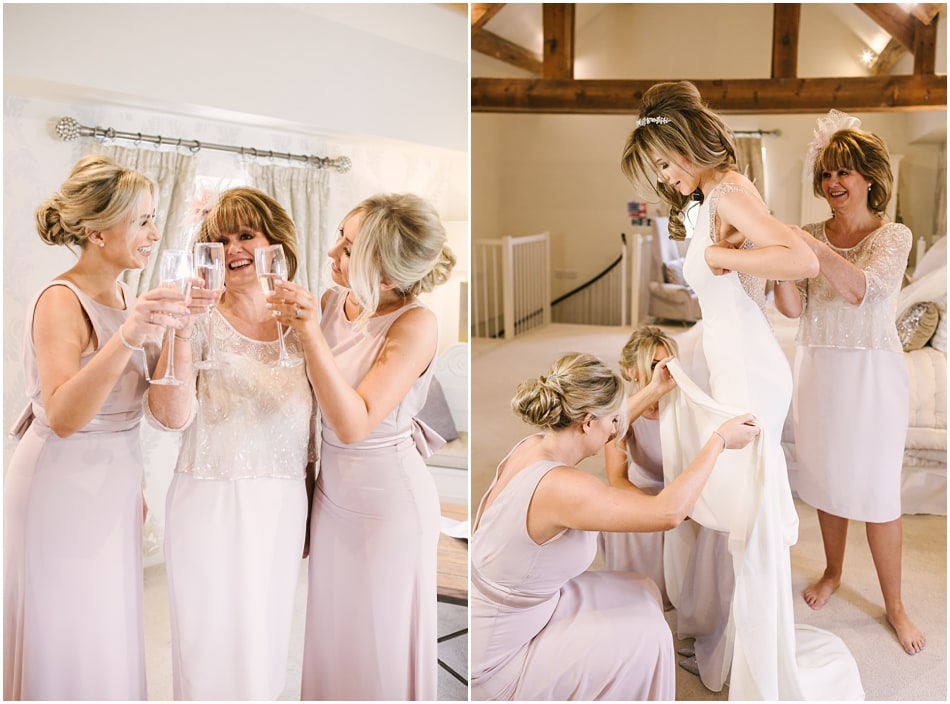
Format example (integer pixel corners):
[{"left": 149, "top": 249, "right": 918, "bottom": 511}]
[{"left": 861, "top": 49, "right": 877, "bottom": 67}]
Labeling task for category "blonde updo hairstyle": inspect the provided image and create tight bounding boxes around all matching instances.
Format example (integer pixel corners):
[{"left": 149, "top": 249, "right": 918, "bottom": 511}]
[
  {"left": 35, "top": 154, "right": 155, "bottom": 252},
  {"left": 344, "top": 193, "right": 456, "bottom": 326},
  {"left": 810, "top": 129, "right": 893, "bottom": 217},
  {"left": 197, "top": 187, "right": 299, "bottom": 280},
  {"left": 619, "top": 326, "right": 679, "bottom": 391},
  {"left": 621, "top": 81, "right": 739, "bottom": 240},
  {"left": 511, "top": 352, "right": 626, "bottom": 432}
]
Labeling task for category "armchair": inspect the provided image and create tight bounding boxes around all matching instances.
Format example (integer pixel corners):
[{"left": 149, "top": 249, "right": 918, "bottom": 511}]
[{"left": 647, "top": 217, "right": 702, "bottom": 323}]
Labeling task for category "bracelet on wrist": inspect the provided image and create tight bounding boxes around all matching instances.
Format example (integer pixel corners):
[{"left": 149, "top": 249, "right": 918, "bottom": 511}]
[
  {"left": 175, "top": 330, "right": 195, "bottom": 342},
  {"left": 712, "top": 430, "right": 727, "bottom": 453},
  {"left": 118, "top": 325, "right": 144, "bottom": 352}
]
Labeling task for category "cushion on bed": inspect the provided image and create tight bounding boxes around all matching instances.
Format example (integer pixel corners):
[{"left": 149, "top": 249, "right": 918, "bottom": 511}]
[{"left": 897, "top": 301, "right": 940, "bottom": 351}]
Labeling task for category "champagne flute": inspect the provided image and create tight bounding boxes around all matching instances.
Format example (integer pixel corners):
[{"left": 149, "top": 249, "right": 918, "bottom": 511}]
[
  {"left": 150, "top": 248, "right": 193, "bottom": 385},
  {"left": 193, "top": 242, "right": 225, "bottom": 370},
  {"left": 254, "top": 244, "right": 302, "bottom": 368}
]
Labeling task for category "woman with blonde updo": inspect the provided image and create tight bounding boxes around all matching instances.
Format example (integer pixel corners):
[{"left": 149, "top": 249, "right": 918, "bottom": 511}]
[
  {"left": 4, "top": 155, "right": 190, "bottom": 700},
  {"left": 599, "top": 326, "right": 679, "bottom": 607},
  {"left": 277, "top": 193, "right": 456, "bottom": 700},
  {"left": 471, "top": 352, "right": 759, "bottom": 701}
]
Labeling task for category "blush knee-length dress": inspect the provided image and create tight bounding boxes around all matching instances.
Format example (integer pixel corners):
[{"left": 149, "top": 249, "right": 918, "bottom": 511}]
[
  {"left": 301, "top": 287, "right": 442, "bottom": 701},
  {"left": 4, "top": 281, "right": 147, "bottom": 701},
  {"left": 472, "top": 447, "right": 675, "bottom": 701},
  {"left": 793, "top": 222, "right": 912, "bottom": 524}
]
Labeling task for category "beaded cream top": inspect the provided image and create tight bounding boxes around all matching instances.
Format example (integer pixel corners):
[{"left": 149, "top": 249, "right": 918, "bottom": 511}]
[
  {"left": 795, "top": 221, "right": 912, "bottom": 352},
  {"left": 162, "top": 309, "right": 314, "bottom": 480}
]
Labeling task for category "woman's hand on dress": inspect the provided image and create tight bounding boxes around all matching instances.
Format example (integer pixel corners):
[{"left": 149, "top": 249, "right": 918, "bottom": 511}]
[
  {"left": 789, "top": 225, "right": 823, "bottom": 258},
  {"left": 716, "top": 413, "right": 760, "bottom": 450},
  {"left": 647, "top": 356, "right": 677, "bottom": 396},
  {"left": 121, "top": 286, "right": 191, "bottom": 348},
  {"left": 267, "top": 279, "right": 321, "bottom": 340}
]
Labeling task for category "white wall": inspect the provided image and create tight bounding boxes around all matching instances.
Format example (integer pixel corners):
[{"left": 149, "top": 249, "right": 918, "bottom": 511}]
[{"left": 472, "top": 4, "right": 947, "bottom": 299}]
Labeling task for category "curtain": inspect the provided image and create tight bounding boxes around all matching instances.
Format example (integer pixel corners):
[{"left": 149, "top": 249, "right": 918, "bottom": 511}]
[
  {"left": 933, "top": 142, "right": 946, "bottom": 243},
  {"left": 244, "top": 163, "right": 331, "bottom": 296},
  {"left": 734, "top": 136, "right": 766, "bottom": 202},
  {"left": 82, "top": 143, "right": 198, "bottom": 295}
]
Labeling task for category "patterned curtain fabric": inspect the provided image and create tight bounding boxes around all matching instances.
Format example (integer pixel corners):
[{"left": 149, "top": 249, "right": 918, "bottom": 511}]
[
  {"left": 735, "top": 136, "right": 767, "bottom": 202},
  {"left": 933, "top": 142, "right": 946, "bottom": 243},
  {"left": 244, "top": 163, "right": 331, "bottom": 295},
  {"left": 82, "top": 143, "right": 198, "bottom": 295}
]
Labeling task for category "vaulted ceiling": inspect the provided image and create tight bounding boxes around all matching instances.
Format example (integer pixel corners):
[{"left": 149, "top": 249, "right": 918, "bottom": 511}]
[{"left": 471, "top": 3, "right": 947, "bottom": 114}]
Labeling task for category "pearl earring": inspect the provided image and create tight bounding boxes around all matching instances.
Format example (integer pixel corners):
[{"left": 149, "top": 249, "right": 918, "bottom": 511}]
[{"left": 99, "top": 241, "right": 105, "bottom": 248}]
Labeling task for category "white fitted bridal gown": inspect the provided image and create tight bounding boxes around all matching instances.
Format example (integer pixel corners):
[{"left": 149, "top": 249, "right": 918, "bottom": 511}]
[{"left": 661, "top": 182, "right": 864, "bottom": 700}]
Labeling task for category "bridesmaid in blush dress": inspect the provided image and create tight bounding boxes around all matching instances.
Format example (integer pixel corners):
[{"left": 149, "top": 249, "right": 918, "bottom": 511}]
[
  {"left": 4, "top": 155, "right": 189, "bottom": 700},
  {"left": 273, "top": 193, "right": 457, "bottom": 701},
  {"left": 471, "top": 352, "right": 759, "bottom": 701}
]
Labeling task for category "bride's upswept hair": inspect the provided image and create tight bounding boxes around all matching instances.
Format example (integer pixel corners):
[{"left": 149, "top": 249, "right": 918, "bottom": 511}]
[
  {"left": 511, "top": 353, "right": 625, "bottom": 431},
  {"left": 621, "top": 81, "right": 739, "bottom": 240}
]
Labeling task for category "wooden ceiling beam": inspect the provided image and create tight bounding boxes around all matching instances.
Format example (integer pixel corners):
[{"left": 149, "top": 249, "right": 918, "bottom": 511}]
[
  {"left": 771, "top": 4, "right": 801, "bottom": 79},
  {"left": 913, "top": 13, "right": 938, "bottom": 74},
  {"left": 856, "top": 3, "right": 916, "bottom": 49},
  {"left": 472, "top": 30, "right": 542, "bottom": 74},
  {"left": 471, "top": 75, "right": 947, "bottom": 114},
  {"left": 542, "top": 3, "right": 575, "bottom": 80},
  {"left": 910, "top": 3, "right": 943, "bottom": 24},
  {"left": 471, "top": 3, "right": 505, "bottom": 33},
  {"left": 872, "top": 37, "right": 907, "bottom": 75}
]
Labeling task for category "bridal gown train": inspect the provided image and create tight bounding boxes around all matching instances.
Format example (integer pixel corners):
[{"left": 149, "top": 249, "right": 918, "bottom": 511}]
[{"left": 661, "top": 182, "right": 864, "bottom": 700}]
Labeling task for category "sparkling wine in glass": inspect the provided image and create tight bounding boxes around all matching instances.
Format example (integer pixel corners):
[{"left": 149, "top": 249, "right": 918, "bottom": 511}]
[
  {"left": 150, "top": 248, "right": 193, "bottom": 386},
  {"left": 254, "top": 244, "right": 302, "bottom": 368},
  {"left": 193, "top": 242, "right": 225, "bottom": 370}
]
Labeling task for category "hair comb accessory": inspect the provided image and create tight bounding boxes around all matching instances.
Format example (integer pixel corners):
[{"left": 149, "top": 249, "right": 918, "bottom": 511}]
[
  {"left": 802, "top": 109, "right": 862, "bottom": 184},
  {"left": 184, "top": 185, "right": 224, "bottom": 233},
  {"left": 636, "top": 116, "right": 672, "bottom": 127}
]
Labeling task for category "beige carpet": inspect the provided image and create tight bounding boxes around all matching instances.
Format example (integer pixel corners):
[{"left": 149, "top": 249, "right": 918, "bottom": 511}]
[{"left": 472, "top": 323, "right": 947, "bottom": 701}]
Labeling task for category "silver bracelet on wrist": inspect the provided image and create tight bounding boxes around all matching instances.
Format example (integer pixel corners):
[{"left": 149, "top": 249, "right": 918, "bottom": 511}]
[
  {"left": 175, "top": 330, "right": 194, "bottom": 342},
  {"left": 118, "top": 325, "right": 145, "bottom": 352},
  {"left": 712, "top": 430, "right": 727, "bottom": 453}
]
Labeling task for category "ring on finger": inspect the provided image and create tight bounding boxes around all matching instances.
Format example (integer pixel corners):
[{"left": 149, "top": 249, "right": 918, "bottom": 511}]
[
  {"left": 149, "top": 312, "right": 154, "bottom": 324},
  {"left": 295, "top": 308, "right": 304, "bottom": 319}
]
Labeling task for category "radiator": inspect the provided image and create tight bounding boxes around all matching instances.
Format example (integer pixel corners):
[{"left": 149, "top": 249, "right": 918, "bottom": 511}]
[{"left": 472, "top": 233, "right": 551, "bottom": 339}]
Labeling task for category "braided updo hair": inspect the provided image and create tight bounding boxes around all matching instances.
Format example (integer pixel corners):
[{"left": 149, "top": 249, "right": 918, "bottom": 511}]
[
  {"left": 35, "top": 154, "right": 154, "bottom": 252},
  {"left": 620, "top": 81, "right": 739, "bottom": 240},
  {"left": 344, "top": 193, "right": 457, "bottom": 326},
  {"left": 511, "top": 352, "right": 625, "bottom": 430}
]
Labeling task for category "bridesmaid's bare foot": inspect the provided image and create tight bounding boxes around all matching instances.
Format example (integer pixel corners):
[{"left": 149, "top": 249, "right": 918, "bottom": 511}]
[
  {"left": 802, "top": 572, "right": 840, "bottom": 610},
  {"left": 886, "top": 607, "right": 926, "bottom": 654}
]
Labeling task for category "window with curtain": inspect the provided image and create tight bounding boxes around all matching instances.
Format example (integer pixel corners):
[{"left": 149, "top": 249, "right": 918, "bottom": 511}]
[{"left": 734, "top": 136, "right": 767, "bottom": 203}]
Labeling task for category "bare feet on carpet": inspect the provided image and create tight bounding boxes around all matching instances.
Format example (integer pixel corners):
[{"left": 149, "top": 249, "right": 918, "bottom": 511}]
[
  {"left": 802, "top": 572, "right": 840, "bottom": 609},
  {"left": 886, "top": 607, "right": 926, "bottom": 655}
]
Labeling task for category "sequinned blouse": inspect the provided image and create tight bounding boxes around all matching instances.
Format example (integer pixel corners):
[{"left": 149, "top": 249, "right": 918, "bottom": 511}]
[
  {"left": 147, "top": 308, "right": 314, "bottom": 480},
  {"left": 795, "top": 221, "right": 911, "bottom": 352}
]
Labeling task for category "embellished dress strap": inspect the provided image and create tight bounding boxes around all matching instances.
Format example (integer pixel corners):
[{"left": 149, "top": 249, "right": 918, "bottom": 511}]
[{"left": 706, "top": 182, "right": 770, "bottom": 317}]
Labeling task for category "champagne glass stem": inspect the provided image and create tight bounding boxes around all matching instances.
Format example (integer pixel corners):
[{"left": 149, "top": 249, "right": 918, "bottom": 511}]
[
  {"left": 276, "top": 321, "right": 289, "bottom": 362},
  {"left": 205, "top": 309, "right": 217, "bottom": 363},
  {"left": 166, "top": 328, "right": 177, "bottom": 379}
]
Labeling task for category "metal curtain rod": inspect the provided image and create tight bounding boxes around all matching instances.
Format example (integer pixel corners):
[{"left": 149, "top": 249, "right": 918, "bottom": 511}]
[
  {"left": 54, "top": 116, "right": 352, "bottom": 173},
  {"left": 733, "top": 129, "right": 782, "bottom": 137}
]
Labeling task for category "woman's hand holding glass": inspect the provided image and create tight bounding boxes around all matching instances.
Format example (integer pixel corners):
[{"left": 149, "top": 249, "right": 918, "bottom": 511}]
[
  {"left": 150, "top": 249, "right": 194, "bottom": 386},
  {"left": 192, "top": 242, "right": 225, "bottom": 369},
  {"left": 254, "top": 244, "right": 303, "bottom": 368}
]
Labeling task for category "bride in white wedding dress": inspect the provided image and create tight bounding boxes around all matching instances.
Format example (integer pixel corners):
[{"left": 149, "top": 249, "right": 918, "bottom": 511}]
[{"left": 621, "top": 81, "right": 865, "bottom": 700}]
